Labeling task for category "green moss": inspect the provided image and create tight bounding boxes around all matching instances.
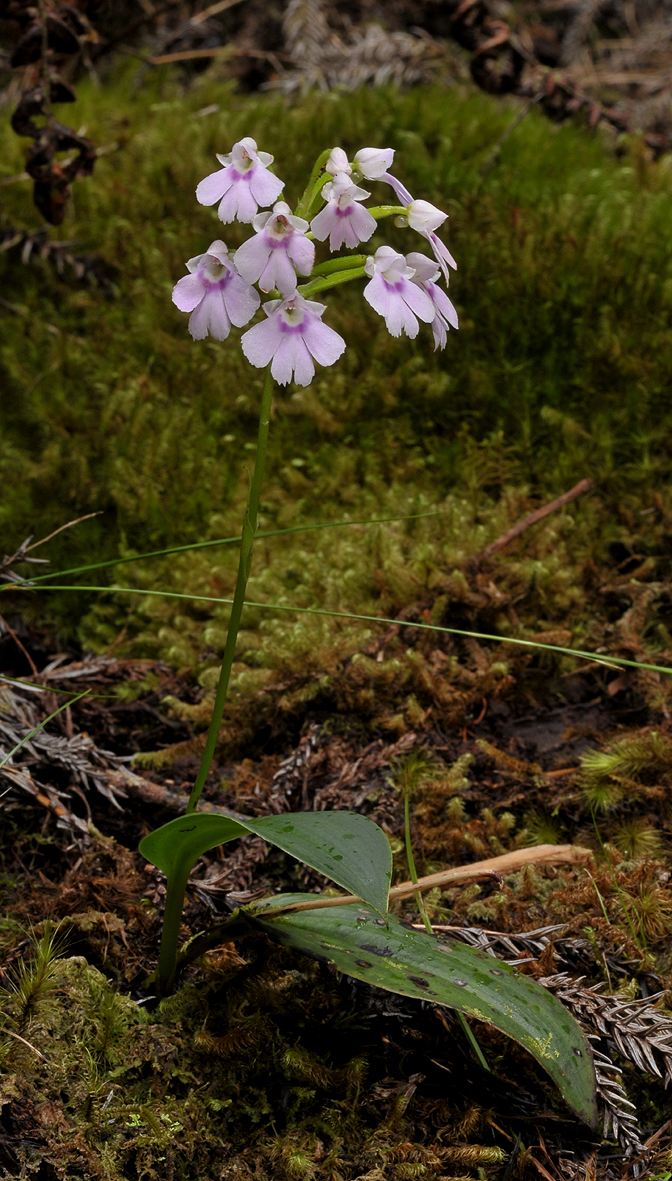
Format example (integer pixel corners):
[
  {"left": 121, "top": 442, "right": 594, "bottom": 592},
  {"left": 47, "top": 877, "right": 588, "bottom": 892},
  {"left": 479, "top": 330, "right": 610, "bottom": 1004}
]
[{"left": 1, "top": 68, "right": 672, "bottom": 671}]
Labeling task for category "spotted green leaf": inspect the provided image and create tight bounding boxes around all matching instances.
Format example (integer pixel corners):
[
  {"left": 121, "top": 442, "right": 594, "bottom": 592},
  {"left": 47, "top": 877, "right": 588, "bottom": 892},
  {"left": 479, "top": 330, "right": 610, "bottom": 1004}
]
[{"left": 249, "top": 894, "right": 598, "bottom": 1130}]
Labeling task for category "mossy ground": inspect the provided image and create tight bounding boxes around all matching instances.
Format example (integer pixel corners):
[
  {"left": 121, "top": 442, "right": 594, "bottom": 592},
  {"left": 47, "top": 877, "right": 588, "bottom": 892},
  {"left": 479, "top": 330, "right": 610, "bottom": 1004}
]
[{"left": 2, "top": 63, "right": 672, "bottom": 1181}]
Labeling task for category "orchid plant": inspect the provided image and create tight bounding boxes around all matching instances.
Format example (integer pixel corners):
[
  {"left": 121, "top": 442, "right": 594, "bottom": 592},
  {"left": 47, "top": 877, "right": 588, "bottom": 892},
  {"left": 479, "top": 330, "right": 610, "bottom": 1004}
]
[{"left": 138, "top": 137, "right": 598, "bottom": 1129}]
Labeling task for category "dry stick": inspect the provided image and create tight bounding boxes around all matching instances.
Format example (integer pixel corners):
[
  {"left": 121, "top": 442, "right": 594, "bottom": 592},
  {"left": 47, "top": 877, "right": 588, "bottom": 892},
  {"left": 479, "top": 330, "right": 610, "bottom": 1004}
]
[
  {"left": 191, "top": 0, "right": 249, "bottom": 23},
  {"left": 0, "top": 615, "right": 38, "bottom": 677},
  {"left": 2, "top": 1028, "right": 49, "bottom": 1062},
  {"left": 472, "top": 477, "right": 594, "bottom": 564},
  {"left": 150, "top": 45, "right": 292, "bottom": 64},
  {"left": 25, "top": 512, "right": 103, "bottom": 553},
  {"left": 258, "top": 843, "right": 592, "bottom": 918}
]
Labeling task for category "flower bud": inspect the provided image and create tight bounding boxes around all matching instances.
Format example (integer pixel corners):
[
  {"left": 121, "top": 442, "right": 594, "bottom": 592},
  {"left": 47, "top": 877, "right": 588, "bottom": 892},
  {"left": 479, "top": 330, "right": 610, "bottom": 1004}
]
[
  {"left": 353, "top": 147, "right": 394, "bottom": 180},
  {"left": 326, "top": 147, "right": 351, "bottom": 176},
  {"left": 406, "top": 199, "right": 447, "bottom": 234}
]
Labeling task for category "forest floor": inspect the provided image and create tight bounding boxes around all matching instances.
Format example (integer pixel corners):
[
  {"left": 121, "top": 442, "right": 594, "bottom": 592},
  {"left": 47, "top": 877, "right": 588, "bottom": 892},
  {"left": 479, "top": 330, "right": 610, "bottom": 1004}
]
[
  {"left": 2, "top": 489, "right": 672, "bottom": 1180},
  {"left": 2, "top": 56, "right": 672, "bottom": 1181}
]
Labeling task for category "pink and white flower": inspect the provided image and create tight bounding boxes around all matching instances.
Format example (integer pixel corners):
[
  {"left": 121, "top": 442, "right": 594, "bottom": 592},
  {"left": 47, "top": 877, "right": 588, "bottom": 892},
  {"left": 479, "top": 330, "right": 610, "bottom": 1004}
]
[
  {"left": 172, "top": 240, "right": 260, "bottom": 340},
  {"left": 363, "top": 246, "right": 435, "bottom": 339},
  {"left": 196, "top": 137, "right": 284, "bottom": 224},
  {"left": 241, "top": 294, "right": 345, "bottom": 386},
  {"left": 310, "top": 173, "right": 377, "bottom": 251},
  {"left": 325, "top": 146, "right": 395, "bottom": 181},
  {"left": 233, "top": 201, "right": 314, "bottom": 296},
  {"left": 380, "top": 173, "right": 457, "bottom": 283},
  {"left": 406, "top": 252, "right": 459, "bottom": 350}
]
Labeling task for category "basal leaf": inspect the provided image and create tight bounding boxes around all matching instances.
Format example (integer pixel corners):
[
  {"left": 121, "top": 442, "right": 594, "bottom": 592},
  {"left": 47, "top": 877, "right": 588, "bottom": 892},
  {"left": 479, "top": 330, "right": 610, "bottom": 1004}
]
[
  {"left": 246, "top": 813, "right": 391, "bottom": 915},
  {"left": 249, "top": 894, "right": 598, "bottom": 1130},
  {"left": 139, "top": 810, "right": 391, "bottom": 915},
  {"left": 139, "top": 813, "right": 248, "bottom": 880}
]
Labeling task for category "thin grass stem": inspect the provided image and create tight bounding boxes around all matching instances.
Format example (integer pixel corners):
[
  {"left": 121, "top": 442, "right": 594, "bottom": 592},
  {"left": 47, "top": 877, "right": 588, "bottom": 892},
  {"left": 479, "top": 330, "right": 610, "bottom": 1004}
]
[{"left": 21, "top": 585, "right": 672, "bottom": 678}]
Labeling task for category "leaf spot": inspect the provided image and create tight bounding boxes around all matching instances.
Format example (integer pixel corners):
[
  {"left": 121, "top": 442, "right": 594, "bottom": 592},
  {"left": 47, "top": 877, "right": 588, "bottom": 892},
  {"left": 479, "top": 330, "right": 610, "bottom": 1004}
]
[
  {"left": 359, "top": 943, "right": 393, "bottom": 957},
  {"left": 407, "top": 975, "right": 430, "bottom": 988}
]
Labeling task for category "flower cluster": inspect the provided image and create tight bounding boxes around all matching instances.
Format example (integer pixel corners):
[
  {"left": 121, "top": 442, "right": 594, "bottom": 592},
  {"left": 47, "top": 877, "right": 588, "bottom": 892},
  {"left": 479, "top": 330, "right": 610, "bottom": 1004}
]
[{"left": 173, "top": 136, "right": 458, "bottom": 386}]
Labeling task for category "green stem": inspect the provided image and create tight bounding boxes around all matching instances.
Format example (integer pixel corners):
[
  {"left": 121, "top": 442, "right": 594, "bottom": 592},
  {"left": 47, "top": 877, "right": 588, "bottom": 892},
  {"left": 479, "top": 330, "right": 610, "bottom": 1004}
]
[
  {"left": 295, "top": 150, "right": 331, "bottom": 219},
  {"left": 298, "top": 266, "right": 366, "bottom": 300},
  {"left": 311, "top": 254, "right": 368, "bottom": 277},
  {"left": 457, "top": 1011, "right": 491, "bottom": 1073},
  {"left": 368, "top": 205, "right": 408, "bottom": 220},
  {"left": 402, "top": 774, "right": 491, "bottom": 1074},
  {"left": 403, "top": 790, "right": 432, "bottom": 937},
  {"left": 186, "top": 364, "right": 274, "bottom": 814},
  {"left": 304, "top": 172, "right": 333, "bottom": 220},
  {"left": 156, "top": 868, "right": 191, "bottom": 991}
]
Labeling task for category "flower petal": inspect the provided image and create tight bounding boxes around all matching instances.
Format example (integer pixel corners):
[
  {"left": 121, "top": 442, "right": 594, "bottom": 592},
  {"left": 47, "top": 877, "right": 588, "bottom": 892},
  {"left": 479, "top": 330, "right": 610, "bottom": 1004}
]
[
  {"left": 196, "top": 168, "right": 233, "bottom": 207},
  {"left": 188, "top": 290, "right": 232, "bottom": 340},
  {"left": 310, "top": 204, "right": 337, "bottom": 243},
  {"left": 233, "top": 233, "right": 272, "bottom": 284},
  {"left": 363, "top": 273, "right": 395, "bottom": 319},
  {"left": 354, "top": 147, "right": 395, "bottom": 179},
  {"left": 172, "top": 273, "right": 206, "bottom": 313},
  {"left": 400, "top": 280, "right": 435, "bottom": 324},
  {"left": 430, "top": 282, "right": 459, "bottom": 330},
  {"left": 303, "top": 319, "right": 346, "bottom": 368},
  {"left": 241, "top": 315, "right": 281, "bottom": 368},
  {"left": 249, "top": 167, "right": 285, "bottom": 209},
  {"left": 272, "top": 334, "right": 315, "bottom": 386},
  {"left": 287, "top": 234, "right": 315, "bottom": 276},
  {"left": 222, "top": 274, "right": 261, "bottom": 327},
  {"left": 406, "top": 251, "right": 439, "bottom": 283}
]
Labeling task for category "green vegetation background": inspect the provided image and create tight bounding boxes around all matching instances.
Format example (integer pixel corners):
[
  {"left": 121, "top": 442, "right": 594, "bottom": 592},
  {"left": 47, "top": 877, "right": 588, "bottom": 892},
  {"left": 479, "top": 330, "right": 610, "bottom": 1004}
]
[{"left": 2, "top": 67, "right": 672, "bottom": 683}]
